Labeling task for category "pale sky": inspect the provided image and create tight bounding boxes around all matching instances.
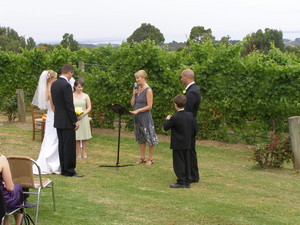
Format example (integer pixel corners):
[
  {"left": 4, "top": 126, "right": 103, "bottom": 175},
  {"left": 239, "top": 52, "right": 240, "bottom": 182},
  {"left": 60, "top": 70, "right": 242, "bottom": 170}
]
[{"left": 1, "top": 0, "right": 299, "bottom": 44}]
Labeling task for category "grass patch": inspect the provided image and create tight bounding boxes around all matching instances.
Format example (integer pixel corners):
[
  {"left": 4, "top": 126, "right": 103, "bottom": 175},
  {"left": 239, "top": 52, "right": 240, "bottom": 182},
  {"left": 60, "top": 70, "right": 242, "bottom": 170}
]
[{"left": 0, "top": 123, "right": 299, "bottom": 225}]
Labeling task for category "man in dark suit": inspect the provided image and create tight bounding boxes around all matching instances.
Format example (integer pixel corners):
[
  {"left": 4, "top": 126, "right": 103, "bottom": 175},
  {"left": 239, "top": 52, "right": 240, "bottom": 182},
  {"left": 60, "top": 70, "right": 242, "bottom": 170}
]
[
  {"left": 164, "top": 94, "right": 197, "bottom": 188},
  {"left": 51, "top": 64, "right": 83, "bottom": 177},
  {"left": 181, "top": 69, "right": 201, "bottom": 183}
]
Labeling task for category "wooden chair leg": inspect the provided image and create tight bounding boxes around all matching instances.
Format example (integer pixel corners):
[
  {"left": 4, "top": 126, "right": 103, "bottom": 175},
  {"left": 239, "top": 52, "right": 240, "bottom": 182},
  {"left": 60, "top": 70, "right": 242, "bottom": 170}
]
[{"left": 32, "top": 125, "right": 35, "bottom": 140}]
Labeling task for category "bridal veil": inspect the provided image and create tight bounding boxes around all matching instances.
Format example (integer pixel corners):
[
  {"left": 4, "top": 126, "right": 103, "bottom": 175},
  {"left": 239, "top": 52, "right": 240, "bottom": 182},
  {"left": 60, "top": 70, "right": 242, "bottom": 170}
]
[{"left": 32, "top": 70, "right": 49, "bottom": 110}]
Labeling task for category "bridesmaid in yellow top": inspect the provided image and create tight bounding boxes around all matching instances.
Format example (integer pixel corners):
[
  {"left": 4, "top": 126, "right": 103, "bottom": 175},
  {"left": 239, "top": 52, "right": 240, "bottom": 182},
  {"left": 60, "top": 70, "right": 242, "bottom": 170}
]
[{"left": 73, "top": 79, "right": 92, "bottom": 158}]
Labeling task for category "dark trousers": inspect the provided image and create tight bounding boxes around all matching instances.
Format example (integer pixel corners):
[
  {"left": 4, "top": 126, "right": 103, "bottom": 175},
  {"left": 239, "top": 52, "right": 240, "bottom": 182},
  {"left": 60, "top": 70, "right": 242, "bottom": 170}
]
[
  {"left": 173, "top": 150, "right": 191, "bottom": 185},
  {"left": 23, "top": 188, "right": 29, "bottom": 200},
  {"left": 190, "top": 136, "right": 200, "bottom": 181},
  {"left": 57, "top": 128, "right": 76, "bottom": 176}
]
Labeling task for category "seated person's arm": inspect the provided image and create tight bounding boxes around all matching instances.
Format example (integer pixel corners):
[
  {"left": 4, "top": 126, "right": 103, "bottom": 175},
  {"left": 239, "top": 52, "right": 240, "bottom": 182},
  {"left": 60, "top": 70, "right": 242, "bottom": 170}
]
[{"left": 1, "top": 155, "right": 14, "bottom": 192}]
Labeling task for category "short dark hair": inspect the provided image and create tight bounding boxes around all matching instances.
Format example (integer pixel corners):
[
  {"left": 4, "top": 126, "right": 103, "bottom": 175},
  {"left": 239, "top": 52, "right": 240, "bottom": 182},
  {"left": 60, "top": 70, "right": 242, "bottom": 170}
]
[
  {"left": 74, "top": 79, "right": 84, "bottom": 87},
  {"left": 173, "top": 94, "right": 186, "bottom": 108},
  {"left": 60, "top": 64, "right": 74, "bottom": 74}
]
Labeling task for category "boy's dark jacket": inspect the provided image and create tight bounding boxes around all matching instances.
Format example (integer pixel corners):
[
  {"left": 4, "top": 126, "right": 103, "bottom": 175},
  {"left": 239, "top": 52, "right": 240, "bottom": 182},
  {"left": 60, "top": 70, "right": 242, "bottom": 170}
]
[{"left": 163, "top": 110, "right": 198, "bottom": 150}]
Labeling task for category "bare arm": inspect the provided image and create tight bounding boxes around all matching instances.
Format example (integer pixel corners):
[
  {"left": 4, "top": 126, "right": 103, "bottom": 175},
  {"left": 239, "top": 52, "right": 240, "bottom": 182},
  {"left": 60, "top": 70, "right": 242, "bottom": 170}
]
[
  {"left": 74, "top": 121, "right": 80, "bottom": 131},
  {"left": 0, "top": 155, "right": 14, "bottom": 192},
  {"left": 49, "top": 93, "right": 55, "bottom": 112},
  {"left": 130, "top": 87, "right": 138, "bottom": 107},
  {"left": 130, "top": 88, "right": 153, "bottom": 115},
  {"left": 77, "top": 94, "right": 92, "bottom": 120},
  {"left": 84, "top": 94, "right": 92, "bottom": 114},
  {"left": 48, "top": 83, "right": 55, "bottom": 112}
]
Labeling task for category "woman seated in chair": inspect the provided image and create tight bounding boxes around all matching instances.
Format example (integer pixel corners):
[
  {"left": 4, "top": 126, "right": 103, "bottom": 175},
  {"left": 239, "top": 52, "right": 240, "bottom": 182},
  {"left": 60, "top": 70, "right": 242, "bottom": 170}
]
[{"left": 0, "top": 154, "right": 23, "bottom": 225}]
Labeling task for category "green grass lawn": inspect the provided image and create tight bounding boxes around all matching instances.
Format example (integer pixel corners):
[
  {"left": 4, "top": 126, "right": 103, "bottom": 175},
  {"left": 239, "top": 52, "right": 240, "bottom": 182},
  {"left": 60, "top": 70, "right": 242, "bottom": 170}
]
[{"left": 0, "top": 122, "right": 299, "bottom": 225}]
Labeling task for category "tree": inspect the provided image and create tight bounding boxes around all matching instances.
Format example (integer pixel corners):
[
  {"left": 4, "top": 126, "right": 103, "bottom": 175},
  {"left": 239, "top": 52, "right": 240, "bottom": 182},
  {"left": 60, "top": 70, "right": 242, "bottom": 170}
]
[
  {"left": 188, "top": 26, "right": 215, "bottom": 44},
  {"left": 19, "top": 36, "right": 26, "bottom": 49},
  {"left": 26, "top": 37, "right": 36, "bottom": 50},
  {"left": 284, "top": 45, "right": 300, "bottom": 57},
  {"left": 0, "top": 26, "right": 33, "bottom": 52},
  {"left": 219, "top": 35, "right": 232, "bottom": 47},
  {"left": 165, "top": 41, "right": 186, "bottom": 51},
  {"left": 60, "top": 33, "right": 79, "bottom": 51},
  {"left": 243, "top": 28, "right": 284, "bottom": 55},
  {"left": 0, "top": 35, "right": 18, "bottom": 52},
  {"left": 127, "top": 23, "right": 165, "bottom": 45},
  {"left": 37, "top": 43, "right": 55, "bottom": 51}
]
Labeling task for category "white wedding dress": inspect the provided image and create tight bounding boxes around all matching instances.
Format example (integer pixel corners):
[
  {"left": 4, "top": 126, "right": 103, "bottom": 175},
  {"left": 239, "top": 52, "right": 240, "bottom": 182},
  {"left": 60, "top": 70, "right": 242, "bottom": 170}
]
[{"left": 33, "top": 101, "right": 61, "bottom": 174}]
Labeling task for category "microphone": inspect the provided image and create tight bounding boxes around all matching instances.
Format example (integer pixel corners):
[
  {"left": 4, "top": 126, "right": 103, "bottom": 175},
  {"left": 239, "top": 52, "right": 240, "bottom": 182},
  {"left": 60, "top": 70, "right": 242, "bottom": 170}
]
[{"left": 134, "top": 82, "right": 138, "bottom": 89}]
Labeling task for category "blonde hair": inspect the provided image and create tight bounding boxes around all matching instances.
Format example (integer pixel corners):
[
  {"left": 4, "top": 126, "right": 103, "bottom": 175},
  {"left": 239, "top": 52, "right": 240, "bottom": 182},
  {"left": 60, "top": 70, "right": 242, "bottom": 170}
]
[
  {"left": 134, "top": 70, "right": 148, "bottom": 79},
  {"left": 47, "top": 70, "right": 57, "bottom": 82}
]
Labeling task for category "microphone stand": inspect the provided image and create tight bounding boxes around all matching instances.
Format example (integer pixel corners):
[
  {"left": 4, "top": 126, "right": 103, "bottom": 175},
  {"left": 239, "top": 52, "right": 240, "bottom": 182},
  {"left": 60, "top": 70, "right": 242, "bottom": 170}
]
[{"left": 100, "top": 104, "right": 134, "bottom": 168}]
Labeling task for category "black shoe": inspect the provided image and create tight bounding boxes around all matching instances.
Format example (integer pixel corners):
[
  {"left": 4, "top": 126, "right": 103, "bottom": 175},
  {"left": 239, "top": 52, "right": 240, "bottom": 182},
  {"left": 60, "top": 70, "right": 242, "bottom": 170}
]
[
  {"left": 191, "top": 179, "right": 199, "bottom": 183},
  {"left": 170, "top": 183, "right": 190, "bottom": 189},
  {"left": 24, "top": 200, "right": 37, "bottom": 208},
  {"left": 62, "top": 172, "right": 84, "bottom": 177},
  {"left": 70, "top": 173, "right": 84, "bottom": 177}
]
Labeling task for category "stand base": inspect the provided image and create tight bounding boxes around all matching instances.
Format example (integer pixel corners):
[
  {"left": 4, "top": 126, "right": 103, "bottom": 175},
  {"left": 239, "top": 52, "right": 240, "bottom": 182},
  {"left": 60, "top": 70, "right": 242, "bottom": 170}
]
[
  {"left": 104, "top": 104, "right": 133, "bottom": 169},
  {"left": 100, "top": 163, "right": 134, "bottom": 168}
]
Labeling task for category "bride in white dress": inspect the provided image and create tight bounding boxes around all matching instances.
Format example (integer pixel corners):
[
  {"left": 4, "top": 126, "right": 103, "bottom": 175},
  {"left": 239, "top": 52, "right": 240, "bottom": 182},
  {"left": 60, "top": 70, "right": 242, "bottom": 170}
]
[{"left": 32, "top": 70, "right": 61, "bottom": 174}]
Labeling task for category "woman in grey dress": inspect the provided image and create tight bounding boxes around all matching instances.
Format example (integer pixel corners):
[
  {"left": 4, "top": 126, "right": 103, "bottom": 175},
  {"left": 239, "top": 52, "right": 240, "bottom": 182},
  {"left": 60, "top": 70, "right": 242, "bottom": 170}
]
[{"left": 130, "top": 70, "right": 158, "bottom": 166}]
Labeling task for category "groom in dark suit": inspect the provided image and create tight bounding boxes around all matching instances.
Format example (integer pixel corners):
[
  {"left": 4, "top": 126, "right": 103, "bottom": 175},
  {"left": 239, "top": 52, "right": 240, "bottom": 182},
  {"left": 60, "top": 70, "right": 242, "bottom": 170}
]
[
  {"left": 51, "top": 64, "right": 84, "bottom": 177},
  {"left": 181, "top": 69, "right": 201, "bottom": 183}
]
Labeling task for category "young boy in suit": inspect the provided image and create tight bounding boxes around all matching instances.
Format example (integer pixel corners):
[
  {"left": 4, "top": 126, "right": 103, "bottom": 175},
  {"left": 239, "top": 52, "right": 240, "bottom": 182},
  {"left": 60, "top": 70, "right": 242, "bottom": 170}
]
[{"left": 163, "top": 94, "right": 198, "bottom": 188}]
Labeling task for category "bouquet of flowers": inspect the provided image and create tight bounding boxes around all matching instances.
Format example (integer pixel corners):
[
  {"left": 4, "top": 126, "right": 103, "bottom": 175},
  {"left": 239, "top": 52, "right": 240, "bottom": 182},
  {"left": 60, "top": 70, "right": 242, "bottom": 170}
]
[
  {"left": 42, "top": 114, "right": 47, "bottom": 121},
  {"left": 75, "top": 107, "right": 84, "bottom": 116}
]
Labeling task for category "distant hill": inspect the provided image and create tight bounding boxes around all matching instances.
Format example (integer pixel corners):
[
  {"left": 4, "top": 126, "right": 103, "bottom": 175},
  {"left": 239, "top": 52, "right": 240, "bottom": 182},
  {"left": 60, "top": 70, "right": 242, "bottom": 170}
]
[
  {"left": 40, "top": 38, "right": 300, "bottom": 51},
  {"left": 78, "top": 43, "right": 119, "bottom": 48},
  {"left": 78, "top": 40, "right": 243, "bottom": 51},
  {"left": 284, "top": 38, "right": 300, "bottom": 47}
]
